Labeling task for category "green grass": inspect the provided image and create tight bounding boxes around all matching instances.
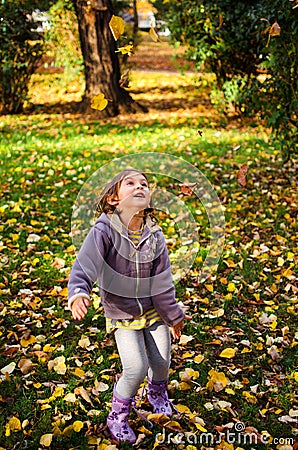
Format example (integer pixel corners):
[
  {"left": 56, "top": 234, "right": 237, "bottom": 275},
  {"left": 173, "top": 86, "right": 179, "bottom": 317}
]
[{"left": 0, "top": 70, "right": 297, "bottom": 449}]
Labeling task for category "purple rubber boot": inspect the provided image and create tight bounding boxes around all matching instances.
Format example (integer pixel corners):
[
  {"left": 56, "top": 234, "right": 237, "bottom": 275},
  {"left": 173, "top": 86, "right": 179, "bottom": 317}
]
[
  {"left": 147, "top": 378, "right": 172, "bottom": 417},
  {"left": 106, "top": 386, "right": 136, "bottom": 444}
]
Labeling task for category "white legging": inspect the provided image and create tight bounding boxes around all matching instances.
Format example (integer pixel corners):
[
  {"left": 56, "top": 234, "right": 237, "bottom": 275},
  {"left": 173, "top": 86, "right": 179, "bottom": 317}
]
[{"left": 114, "top": 321, "right": 171, "bottom": 399}]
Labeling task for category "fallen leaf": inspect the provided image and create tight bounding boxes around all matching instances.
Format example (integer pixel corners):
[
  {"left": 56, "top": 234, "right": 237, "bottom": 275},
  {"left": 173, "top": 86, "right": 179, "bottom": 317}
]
[
  {"left": 40, "top": 433, "right": 53, "bottom": 446},
  {"left": 73, "top": 420, "right": 84, "bottom": 432},
  {"left": 219, "top": 348, "right": 237, "bottom": 359},
  {"left": 1, "top": 362, "right": 16, "bottom": 375},
  {"left": 18, "top": 358, "right": 34, "bottom": 374}
]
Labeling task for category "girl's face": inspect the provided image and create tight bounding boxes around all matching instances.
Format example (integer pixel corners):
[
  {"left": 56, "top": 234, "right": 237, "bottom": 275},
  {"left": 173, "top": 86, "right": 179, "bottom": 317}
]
[{"left": 108, "top": 171, "right": 150, "bottom": 212}]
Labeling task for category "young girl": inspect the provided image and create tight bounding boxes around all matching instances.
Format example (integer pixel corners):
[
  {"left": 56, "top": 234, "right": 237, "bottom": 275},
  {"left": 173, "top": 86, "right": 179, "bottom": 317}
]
[{"left": 68, "top": 168, "right": 189, "bottom": 444}]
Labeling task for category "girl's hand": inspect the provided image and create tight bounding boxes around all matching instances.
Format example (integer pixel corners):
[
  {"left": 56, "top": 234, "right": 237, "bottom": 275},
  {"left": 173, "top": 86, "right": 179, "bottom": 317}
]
[
  {"left": 71, "top": 297, "right": 90, "bottom": 320},
  {"left": 171, "top": 315, "right": 192, "bottom": 341}
]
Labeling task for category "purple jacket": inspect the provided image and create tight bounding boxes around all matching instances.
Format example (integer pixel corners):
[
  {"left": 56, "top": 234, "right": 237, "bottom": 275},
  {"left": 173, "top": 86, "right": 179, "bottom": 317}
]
[{"left": 68, "top": 213, "right": 185, "bottom": 327}]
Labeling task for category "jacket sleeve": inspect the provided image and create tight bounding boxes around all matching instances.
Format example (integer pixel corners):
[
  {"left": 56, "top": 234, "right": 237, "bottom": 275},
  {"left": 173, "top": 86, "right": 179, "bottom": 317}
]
[
  {"left": 67, "top": 225, "right": 109, "bottom": 309},
  {"left": 150, "top": 232, "right": 185, "bottom": 327}
]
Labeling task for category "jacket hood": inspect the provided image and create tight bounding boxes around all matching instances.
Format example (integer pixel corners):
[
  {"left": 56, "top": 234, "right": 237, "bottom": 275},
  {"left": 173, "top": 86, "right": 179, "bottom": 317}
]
[{"left": 95, "top": 212, "right": 161, "bottom": 240}]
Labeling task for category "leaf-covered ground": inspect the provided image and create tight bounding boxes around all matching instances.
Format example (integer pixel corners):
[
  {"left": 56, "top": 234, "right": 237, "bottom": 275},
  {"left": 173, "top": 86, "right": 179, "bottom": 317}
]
[{"left": 0, "top": 47, "right": 297, "bottom": 450}]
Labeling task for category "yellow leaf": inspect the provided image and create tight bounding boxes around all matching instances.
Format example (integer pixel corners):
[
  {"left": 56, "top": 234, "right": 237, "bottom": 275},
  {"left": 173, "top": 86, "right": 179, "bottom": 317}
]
[
  {"left": 242, "top": 391, "right": 257, "bottom": 404},
  {"left": 40, "top": 433, "right": 53, "bottom": 447},
  {"left": 149, "top": 27, "right": 160, "bottom": 42},
  {"left": 20, "top": 335, "right": 37, "bottom": 348},
  {"left": 277, "top": 257, "right": 284, "bottom": 267},
  {"left": 109, "top": 15, "right": 125, "bottom": 40},
  {"left": 225, "top": 388, "right": 235, "bottom": 395},
  {"left": 59, "top": 287, "right": 68, "bottom": 297},
  {"left": 194, "top": 422, "right": 207, "bottom": 432},
  {"left": 43, "top": 344, "right": 56, "bottom": 353},
  {"left": 73, "top": 420, "right": 84, "bottom": 432},
  {"left": 116, "top": 44, "right": 134, "bottom": 56},
  {"left": 62, "top": 425, "right": 73, "bottom": 436},
  {"left": 41, "top": 404, "right": 51, "bottom": 410},
  {"left": 179, "top": 381, "right": 191, "bottom": 390},
  {"left": 74, "top": 368, "right": 85, "bottom": 378},
  {"left": 91, "top": 93, "right": 108, "bottom": 111},
  {"left": 207, "top": 369, "right": 229, "bottom": 391},
  {"left": 219, "top": 348, "right": 237, "bottom": 358},
  {"left": 282, "top": 265, "right": 293, "bottom": 278},
  {"left": 293, "top": 372, "right": 298, "bottom": 382},
  {"left": 241, "top": 347, "right": 251, "bottom": 354},
  {"left": 7, "top": 416, "right": 21, "bottom": 432},
  {"left": 227, "top": 282, "right": 236, "bottom": 292},
  {"left": 181, "top": 351, "right": 195, "bottom": 359},
  {"left": 175, "top": 404, "right": 191, "bottom": 414},
  {"left": 52, "top": 387, "right": 64, "bottom": 398},
  {"left": 1, "top": 362, "right": 16, "bottom": 375},
  {"left": 194, "top": 354, "right": 205, "bottom": 364},
  {"left": 101, "top": 374, "right": 110, "bottom": 380},
  {"left": 205, "top": 284, "right": 213, "bottom": 292}
]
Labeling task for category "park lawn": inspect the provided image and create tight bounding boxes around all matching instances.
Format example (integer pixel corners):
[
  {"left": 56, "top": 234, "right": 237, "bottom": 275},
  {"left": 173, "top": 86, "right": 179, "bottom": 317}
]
[{"left": 0, "top": 69, "right": 297, "bottom": 450}]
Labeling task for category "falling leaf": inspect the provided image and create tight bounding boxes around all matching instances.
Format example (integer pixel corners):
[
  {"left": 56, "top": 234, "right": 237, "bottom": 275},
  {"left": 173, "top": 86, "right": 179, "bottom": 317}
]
[
  {"left": 120, "top": 69, "right": 130, "bottom": 88},
  {"left": 149, "top": 27, "right": 160, "bottom": 42},
  {"left": 40, "top": 433, "right": 53, "bottom": 446},
  {"left": 219, "top": 348, "right": 237, "bottom": 358},
  {"left": 237, "top": 163, "right": 248, "bottom": 186},
  {"left": 179, "top": 183, "right": 197, "bottom": 196},
  {"left": 109, "top": 15, "right": 125, "bottom": 40},
  {"left": 91, "top": 93, "right": 108, "bottom": 111},
  {"left": 116, "top": 44, "right": 134, "bottom": 56}
]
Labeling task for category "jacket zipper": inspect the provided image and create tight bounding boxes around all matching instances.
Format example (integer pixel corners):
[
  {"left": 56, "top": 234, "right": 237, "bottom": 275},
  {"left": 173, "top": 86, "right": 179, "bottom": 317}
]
[
  {"left": 135, "top": 250, "right": 143, "bottom": 316},
  {"left": 119, "top": 230, "right": 152, "bottom": 317}
]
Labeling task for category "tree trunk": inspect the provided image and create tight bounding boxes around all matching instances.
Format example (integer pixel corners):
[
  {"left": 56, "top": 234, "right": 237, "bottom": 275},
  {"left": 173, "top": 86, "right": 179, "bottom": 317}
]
[{"left": 73, "top": 0, "right": 146, "bottom": 117}]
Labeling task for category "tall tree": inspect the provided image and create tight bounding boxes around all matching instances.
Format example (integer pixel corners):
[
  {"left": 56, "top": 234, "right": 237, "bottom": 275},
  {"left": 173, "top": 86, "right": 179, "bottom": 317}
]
[{"left": 72, "top": 0, "right": 144, "bottom": 117}]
